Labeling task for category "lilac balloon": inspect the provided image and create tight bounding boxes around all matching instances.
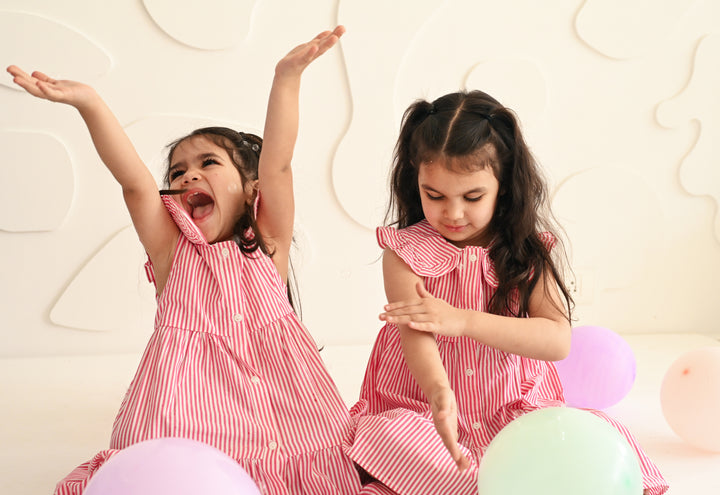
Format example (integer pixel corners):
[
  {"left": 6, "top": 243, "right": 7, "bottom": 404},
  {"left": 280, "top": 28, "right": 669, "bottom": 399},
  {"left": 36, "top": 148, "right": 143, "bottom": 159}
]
[
  {"left": 555, "top": 326, "right": 636, "bottom": 410},
  {"left": 84, "top": 438, "right": 261, "bottom": 495}
]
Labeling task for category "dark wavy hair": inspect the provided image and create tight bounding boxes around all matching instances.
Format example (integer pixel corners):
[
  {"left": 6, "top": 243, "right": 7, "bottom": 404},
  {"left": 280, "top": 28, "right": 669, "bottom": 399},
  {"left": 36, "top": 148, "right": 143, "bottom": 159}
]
[
  {"left": 162, "top": 127, "right": 300, "bottom": 314},
  {"left": 387, "top": 90, "right": 573, "bottom": 320}
]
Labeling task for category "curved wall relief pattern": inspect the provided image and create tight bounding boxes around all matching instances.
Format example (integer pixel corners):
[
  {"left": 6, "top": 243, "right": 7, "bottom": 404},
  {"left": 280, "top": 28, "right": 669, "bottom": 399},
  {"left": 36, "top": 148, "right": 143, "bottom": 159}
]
[
  {"left": 0, "top": 11, "right": 111, "bottom": 89},
  {"left": 0, "top": 130, "right": 73, "bottom": 232},
  {"left": 334, "top": 0, "right": 450, "bottom": 230},
  {"left": 552, "top": 166, "right": 666, "bottom": 322},
  {"left": 142, "top": 0, "right": 258, "bottom": 50},
  {"left": 552, "top": 166, "right": 664, "bottom": 287},
  {"left": 50, "top": 226, "right": 156, "bottom": 333},
  {"left": 656, "top": 34, "right": 720, "bottom": 243},
  {"left": 575, "top": 0, "right": 702, "bottom": 59}
]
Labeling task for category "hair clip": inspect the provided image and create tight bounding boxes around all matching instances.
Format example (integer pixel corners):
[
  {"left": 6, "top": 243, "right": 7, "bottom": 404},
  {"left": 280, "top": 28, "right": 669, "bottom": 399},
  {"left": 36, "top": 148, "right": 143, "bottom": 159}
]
[{"left": 241, "top": 139, "right": 260, "bottom": 153}]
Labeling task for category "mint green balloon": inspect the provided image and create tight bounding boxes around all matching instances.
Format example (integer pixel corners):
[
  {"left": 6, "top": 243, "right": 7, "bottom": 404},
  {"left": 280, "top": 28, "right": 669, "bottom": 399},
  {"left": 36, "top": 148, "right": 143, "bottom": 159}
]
[{"left": 477, "top": 407, "right": 643, "bottom": 494}]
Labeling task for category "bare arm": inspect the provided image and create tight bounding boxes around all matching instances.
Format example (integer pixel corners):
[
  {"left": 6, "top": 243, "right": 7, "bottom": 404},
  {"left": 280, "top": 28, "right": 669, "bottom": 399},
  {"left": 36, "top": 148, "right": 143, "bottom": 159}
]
[
  {"left": 381, "top": 267, "right": 572, "bottom": 361},
  {"left": 255, "top": 26, "right": 345, "bottom": 282},
  {"left": 382, "top": 249, "right": 470, "bottom": 471},
  {"left": 7, "top": 66, "right": 178, "bottom": 282}
]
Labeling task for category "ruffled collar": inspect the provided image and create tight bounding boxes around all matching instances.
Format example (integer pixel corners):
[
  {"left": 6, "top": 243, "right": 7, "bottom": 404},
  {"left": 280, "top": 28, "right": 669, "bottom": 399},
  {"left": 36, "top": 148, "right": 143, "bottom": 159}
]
[
  {"left": 378, "top": 220, "right": 499, "bottom": 287},
  {"left": 162, "top": 195, "right": 209, "bottom": 245}
]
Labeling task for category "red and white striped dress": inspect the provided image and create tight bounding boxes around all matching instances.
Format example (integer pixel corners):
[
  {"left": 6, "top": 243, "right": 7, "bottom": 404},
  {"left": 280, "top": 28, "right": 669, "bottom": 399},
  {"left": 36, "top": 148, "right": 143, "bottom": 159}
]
[
  {"left": 55, "top": 197, "right": 362, "bottom": 495},
  {"left": 344, "top": 220, "right": 668, "bottom": 495}
]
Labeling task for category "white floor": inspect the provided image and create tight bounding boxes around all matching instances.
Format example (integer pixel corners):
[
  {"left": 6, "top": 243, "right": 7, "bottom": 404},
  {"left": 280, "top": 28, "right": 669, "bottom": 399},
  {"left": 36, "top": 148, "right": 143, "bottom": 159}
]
[{"left": 1, "top": 333, "right": 718, "bottom": 495}]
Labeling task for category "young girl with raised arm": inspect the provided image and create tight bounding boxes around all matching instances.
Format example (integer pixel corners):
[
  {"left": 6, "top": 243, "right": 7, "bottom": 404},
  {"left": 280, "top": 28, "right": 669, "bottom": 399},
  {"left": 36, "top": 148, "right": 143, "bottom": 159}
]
[
  {"left": 8, "top": 26, "right": 363, "bottom": 495},
  {"left": 344, "top": 90, "right": 668, "bottom": 495}
]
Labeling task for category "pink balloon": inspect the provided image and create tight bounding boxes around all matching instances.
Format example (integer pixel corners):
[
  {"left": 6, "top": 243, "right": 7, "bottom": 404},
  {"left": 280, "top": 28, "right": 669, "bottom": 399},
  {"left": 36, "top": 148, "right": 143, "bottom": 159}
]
[
  {"left": 84, "top": 437, "right": 261, "bottom": 495},
  {"left": 661, "top": 347, "right": 720, "bottom": 452},
  {"left": 555, "top": 326, "right": 636, "bottom": 410}
]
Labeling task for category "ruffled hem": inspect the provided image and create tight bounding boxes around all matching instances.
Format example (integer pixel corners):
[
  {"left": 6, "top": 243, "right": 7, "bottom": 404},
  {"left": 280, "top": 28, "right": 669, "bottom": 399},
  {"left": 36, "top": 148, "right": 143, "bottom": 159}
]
[
  {"left": 54, "top": 444, "right": 362, "bottom": 495},
  {"left": 343, "top": 404, "right": 669, "bottom": 495}
]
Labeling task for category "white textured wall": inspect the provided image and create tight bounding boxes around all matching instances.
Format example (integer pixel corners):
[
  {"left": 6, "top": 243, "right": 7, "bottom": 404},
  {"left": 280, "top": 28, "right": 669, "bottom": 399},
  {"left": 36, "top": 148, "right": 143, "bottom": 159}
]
[{"left": 1, "top": 0, "right": 719, "bottom": 358}]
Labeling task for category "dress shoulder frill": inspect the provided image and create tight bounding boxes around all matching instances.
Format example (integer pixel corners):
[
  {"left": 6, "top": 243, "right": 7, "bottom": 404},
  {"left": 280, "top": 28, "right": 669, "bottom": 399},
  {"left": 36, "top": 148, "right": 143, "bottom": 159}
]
[
  {"left": 376, "top": 221, "right": 464, "bottom": 277},
  {"left": 55, "top": 196, "right": 362, "bottom": 495}
]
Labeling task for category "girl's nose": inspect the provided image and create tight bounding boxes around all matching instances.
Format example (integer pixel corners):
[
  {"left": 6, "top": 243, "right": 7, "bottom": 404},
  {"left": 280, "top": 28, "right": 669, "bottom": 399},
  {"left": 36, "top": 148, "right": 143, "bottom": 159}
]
[
  {"left": 182, "top": 170, "right": 201, "bottom": 183},
  {"left": 445, "top": 202, "right": 463, "bottom": 220}
]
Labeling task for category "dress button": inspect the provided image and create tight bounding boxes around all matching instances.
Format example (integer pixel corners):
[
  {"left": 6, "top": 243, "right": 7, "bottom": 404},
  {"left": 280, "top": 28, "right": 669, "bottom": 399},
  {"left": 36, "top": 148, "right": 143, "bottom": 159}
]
[
  {"left": 268, "top": 441, "right": 278, "bottom": 450},
  {"left": 469, "top": 254, "right": 478, "bottom": 262},
  {"left": 465, "top": 368, "right": 474, "bottom": 376},
  {"left": 233, "top": 313, "right": 243, "bottom": 322},
  {"left": 250, "top": 376, "right": 260, "bottom": 384},
  {"left": 472, "top": 422, "right": 482, "bottom": 430},
  {"left": 221, "top": 247, "right": 230, "bottom": 257}
]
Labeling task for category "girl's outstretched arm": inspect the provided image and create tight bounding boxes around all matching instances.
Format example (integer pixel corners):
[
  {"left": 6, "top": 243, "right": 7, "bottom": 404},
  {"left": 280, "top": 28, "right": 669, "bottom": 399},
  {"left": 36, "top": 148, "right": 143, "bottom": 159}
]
[
  {"left": 380, "top": 270, "right": 572, "bottom": 361},
  {"left": 254, "top": 26, "right": 345, "bottom": 282},
  {"left": 382, "top": 249, "right": 471, "bottom": 472},
  {"left": 7, "top": 66, "right": 178, "bottom": 283}
]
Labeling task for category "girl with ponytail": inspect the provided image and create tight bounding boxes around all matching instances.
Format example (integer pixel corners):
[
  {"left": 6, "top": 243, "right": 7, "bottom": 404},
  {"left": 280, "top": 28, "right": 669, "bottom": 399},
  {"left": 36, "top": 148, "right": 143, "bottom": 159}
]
[{"left": 345, "top": 90, "right": 668, "bottom": 495}]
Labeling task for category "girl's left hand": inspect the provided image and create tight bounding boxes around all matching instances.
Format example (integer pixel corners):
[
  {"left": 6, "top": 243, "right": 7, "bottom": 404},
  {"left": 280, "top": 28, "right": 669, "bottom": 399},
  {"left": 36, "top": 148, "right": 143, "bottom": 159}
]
[
  {"left": 429, "top": 387, "right": 471, "bottom": 472},
  {"left": 275, "top": 25, "right": 346, "bottom": 78},
  {"left": 380, "top": 281, "right": 467, "bottom": 337}
]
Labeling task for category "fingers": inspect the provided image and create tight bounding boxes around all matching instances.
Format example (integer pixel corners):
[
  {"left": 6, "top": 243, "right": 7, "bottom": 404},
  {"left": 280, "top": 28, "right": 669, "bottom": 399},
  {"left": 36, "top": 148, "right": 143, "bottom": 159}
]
[
  {"left": 454, "top": 452, "right": 471, "bottom": 472},
  {"left": 7, "top": 65, "right": 27, "bottom": 78},
  {"left": 433, "top": 403, "right": 469, "bottom": 472},
  {"left": 379, "top": 302, "right": 431, "bottom": 325},
  {"left": 7, "top": 65, "right": 43, "bottom": 96},
  {"left": 309, "top": 26, "right": 345, "bottom": 59},
  {"left": 31, "top": 70, "right": 55, "bottom": 83},
  {"left": 444, "top": 439, "right": 470, "bottom": 472},
  {"left": 415, "top": 280, "right": 432, "bottom": 298}
]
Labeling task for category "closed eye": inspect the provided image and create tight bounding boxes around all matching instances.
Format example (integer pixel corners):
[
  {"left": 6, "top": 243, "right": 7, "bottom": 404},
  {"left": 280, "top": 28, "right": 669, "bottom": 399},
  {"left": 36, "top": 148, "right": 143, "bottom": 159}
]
[
  {"left": 169, "top": 168, "right": 185, "bottom": 181},
  {"left": 425, "top": 192, "right": 443, "bottom": 201},
  {"left": 202, "top": 158, "right": 219, "bottom": 167},
  {"left": 465, "top": 195, "right": 482, "bottom": 202}
]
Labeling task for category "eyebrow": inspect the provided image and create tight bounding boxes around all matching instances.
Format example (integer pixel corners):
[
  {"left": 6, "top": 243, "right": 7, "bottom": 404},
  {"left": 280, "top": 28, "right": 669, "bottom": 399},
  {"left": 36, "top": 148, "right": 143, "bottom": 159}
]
[{"left": 420, "top": 184, "right": 487, "bottom": 195}]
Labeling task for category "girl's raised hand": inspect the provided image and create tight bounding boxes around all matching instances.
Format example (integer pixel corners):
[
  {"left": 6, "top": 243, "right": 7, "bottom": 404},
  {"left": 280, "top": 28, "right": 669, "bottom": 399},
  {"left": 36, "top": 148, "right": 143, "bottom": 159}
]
[
  {"left": 380, "top": 281, "right": 468, "bottom": 337},
  {"left": 275, "top": 25, "right": 346, "bottom": 78},
  {"left": 429, "top": 387, "right": 471, "bottom": 472},
  {"left": 6, "top": 65, "right": 97, "bottom": 108}
]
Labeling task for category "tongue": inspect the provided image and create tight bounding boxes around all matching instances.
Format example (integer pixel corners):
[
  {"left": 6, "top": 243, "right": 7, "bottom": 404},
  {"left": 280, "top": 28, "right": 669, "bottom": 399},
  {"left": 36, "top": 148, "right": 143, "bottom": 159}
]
[
  {"left": 192, "top": 203, "right": 213, "bottom": 220},
  {"left": 187, "top": 193, "right": 214, "bottom": 220}
]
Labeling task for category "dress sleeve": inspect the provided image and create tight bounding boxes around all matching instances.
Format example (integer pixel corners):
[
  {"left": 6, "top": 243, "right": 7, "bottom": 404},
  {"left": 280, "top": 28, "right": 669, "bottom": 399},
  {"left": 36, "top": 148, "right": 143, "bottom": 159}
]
[
  {"left": 376, "top": 222, "right": 461, "bottom": 278},
  {"left": 161, "top": 195, "right": 208, "bottom": 245},
  {"left": 144, "top": 258, "right": 156, "bottom": 286},
  {"left": 538, "top": 231, "right": 557, "bottom": 252}
]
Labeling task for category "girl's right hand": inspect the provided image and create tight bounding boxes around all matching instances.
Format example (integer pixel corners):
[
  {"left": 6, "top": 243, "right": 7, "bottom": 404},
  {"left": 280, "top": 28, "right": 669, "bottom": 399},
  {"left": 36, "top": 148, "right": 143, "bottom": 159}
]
[
  {"left": 429, "top": 386, "right": 471, "bottom": 472},
  {"left": 274, "top": 25, "right": 345, "bottom": 79},
  {"left": 7, "top": 66, "right": 97, "bottom": 109}
]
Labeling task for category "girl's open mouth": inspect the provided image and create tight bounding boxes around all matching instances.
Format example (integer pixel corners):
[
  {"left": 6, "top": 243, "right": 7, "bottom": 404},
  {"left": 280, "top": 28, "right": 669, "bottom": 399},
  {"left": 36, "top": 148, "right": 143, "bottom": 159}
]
[{"left": 186, "top": 191, "right": 214, "bottom": 220}]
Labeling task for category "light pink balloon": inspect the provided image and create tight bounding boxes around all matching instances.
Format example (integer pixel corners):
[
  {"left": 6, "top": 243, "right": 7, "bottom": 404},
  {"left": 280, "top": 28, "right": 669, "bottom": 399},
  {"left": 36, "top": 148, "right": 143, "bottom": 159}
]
[
  {"left": 84, "top": 437, "right": 261, "bottom": 495},
  {"left": 555, "top": 326, "right": 636, "bottom": 410},
  {"left": 661, "top": 347, "right": 720, "bottom": 453}
]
